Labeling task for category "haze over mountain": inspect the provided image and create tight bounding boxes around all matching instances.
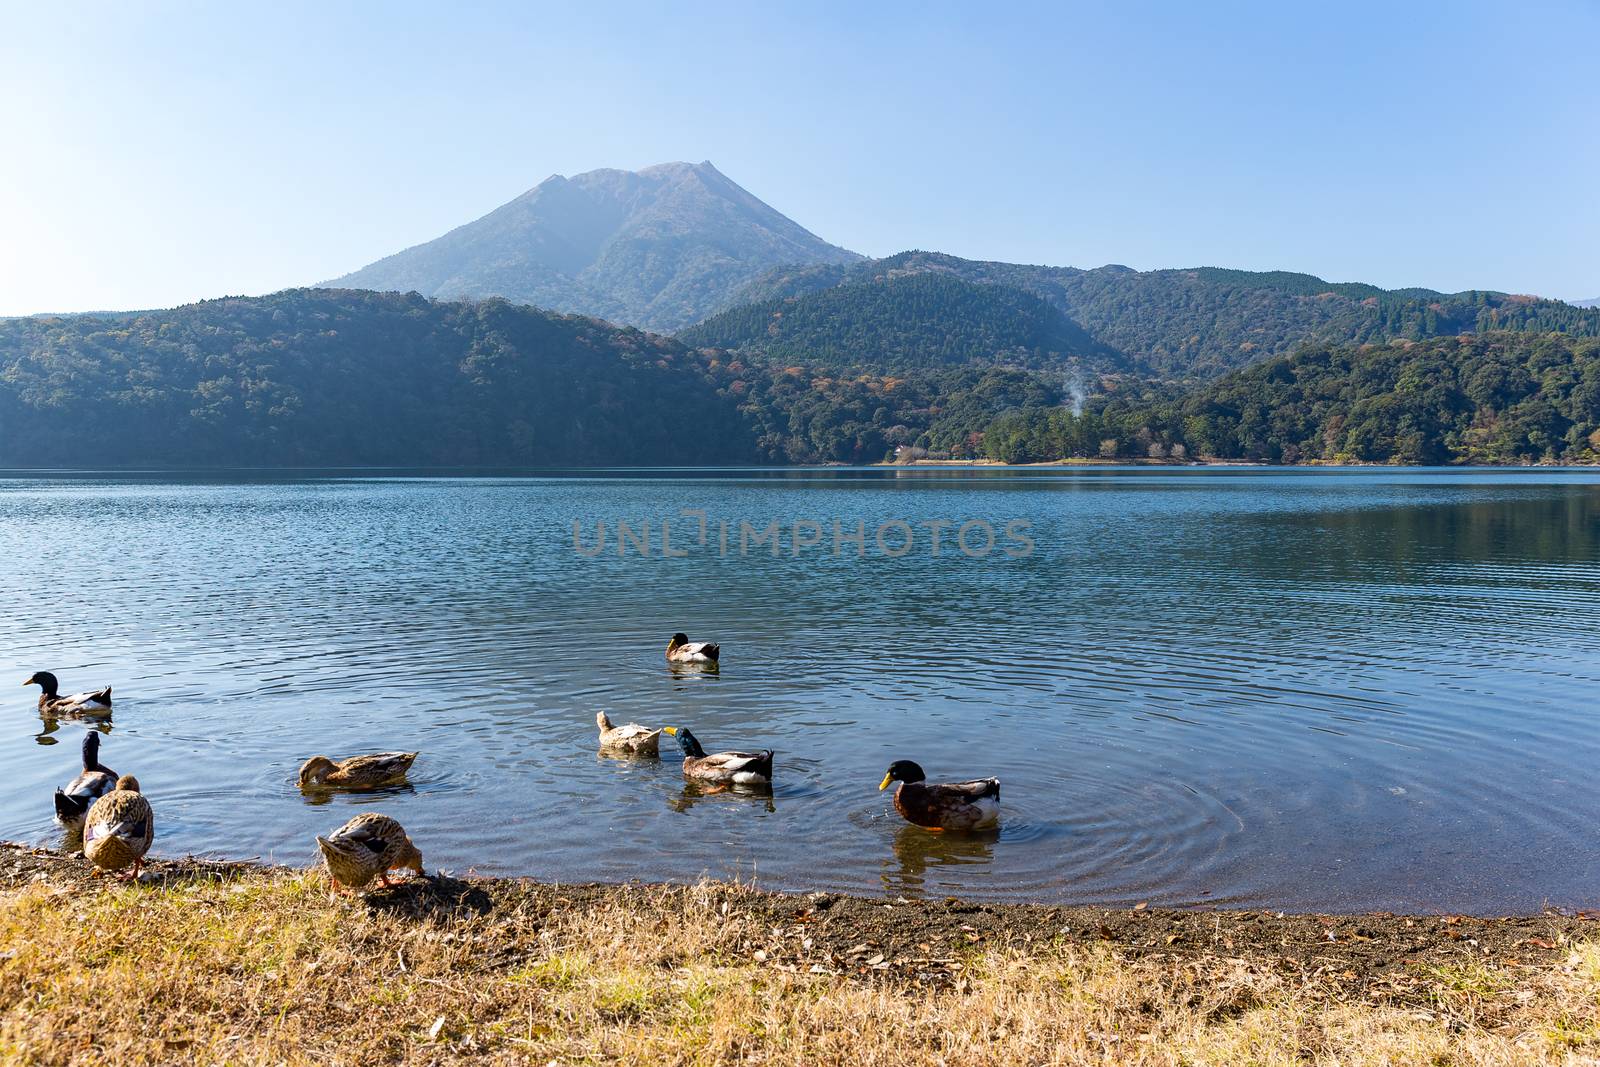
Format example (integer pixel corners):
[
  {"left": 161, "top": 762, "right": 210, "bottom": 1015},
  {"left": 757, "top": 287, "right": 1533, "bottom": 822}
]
[
  {"left": 1574, "top": 298, "right": 1600, "bottom": 309},
  {"left": 323, "top": 161, "right": 860, "bottom": 333}
]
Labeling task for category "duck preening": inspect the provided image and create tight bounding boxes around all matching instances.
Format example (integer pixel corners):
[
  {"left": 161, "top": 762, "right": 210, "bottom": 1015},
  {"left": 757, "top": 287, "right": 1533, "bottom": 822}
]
[
  {"left": 596, "top": 711, "right": 661, "bottom": 756},
  {"left": 54, "top": 731, "right": 117, "bottom": 831},
  {"left": 24, "top": 671, "right": 112, "bottom": 717},
  {"left": 666, "top": 633, "right": 719, "bottom": 664},
  {"left": 83, "top": 775, "right": 154, "bottom": 879},
  {"left": 663, "top": 726, "right": 773, "bottom": 787},
  {"left": 297, "top": 751, "right": 418, "bottom": 789},
  {"left": 880, "top": 760, "right": 1000, "bottom": 831},
  {"left": 316, "top": 812, "right": 424, "bottom": 894}
]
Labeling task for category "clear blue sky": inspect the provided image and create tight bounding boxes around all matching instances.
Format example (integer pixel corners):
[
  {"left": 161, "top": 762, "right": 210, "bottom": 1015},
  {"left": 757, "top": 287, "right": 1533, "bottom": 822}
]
[{"left": 2, "top": 0, "right": 1596, "bottom": 316}]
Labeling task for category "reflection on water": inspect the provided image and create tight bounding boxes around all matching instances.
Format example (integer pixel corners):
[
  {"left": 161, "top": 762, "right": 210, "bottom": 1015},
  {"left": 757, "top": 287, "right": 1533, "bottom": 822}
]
[
  {"left": 2, "top": 467, "right": 1599, "bottom": 913},
  {"left": 884, "top": 824, "right": 999, "bottom": 897}
]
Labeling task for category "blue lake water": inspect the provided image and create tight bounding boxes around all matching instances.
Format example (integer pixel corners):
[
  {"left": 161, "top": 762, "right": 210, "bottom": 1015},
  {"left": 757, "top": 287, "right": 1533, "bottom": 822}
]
[{"left": 2, "top": 466, "right": 1598, "bottom": 913}]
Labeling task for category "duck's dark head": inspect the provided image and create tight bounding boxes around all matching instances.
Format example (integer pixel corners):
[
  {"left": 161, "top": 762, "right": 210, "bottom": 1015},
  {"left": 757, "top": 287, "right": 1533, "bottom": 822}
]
[
  {"left": 662, "top": 726, "right": 706, "bottom": 758},
  {"left": 81, "top": 730, "right": 101, "bottom": 770},
  {"left": 667, "top": 633, "right": 689, "bottom": 652},
  {"left": 23, "top": 671, "right": 59, "bottom": 696},
  {"left": 879, "top": 760, "right": 926, "bottom": 790}
]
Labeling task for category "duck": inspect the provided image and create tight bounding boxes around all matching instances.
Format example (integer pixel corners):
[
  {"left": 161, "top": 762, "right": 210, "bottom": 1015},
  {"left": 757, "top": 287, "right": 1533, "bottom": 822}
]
[
  {"left": 23, "top": 671, "right": 112, "bottom": 718},
  {"left": 297, "top": 751, "right": 418, "bottom": 789},
  {"left": 666, "top": 633, "right": 720, "bottom": 664},
  {"left": 83, "top": 775, "right": 154, "bottom": 879},
  {"left": 879, "top": 760, "right": 1000, "bottom": 831},
  {"left": 54, "top": 731, "right": 118, "bottom": 831},
  {"left": 315, "top": 812, "right": 424, "bottom": 894},
  {"left": 662, "top": 726, "right": 773, "bottom": 787},
  {"left": 596, "top": 711, "right": 660, "bottom": 756}
]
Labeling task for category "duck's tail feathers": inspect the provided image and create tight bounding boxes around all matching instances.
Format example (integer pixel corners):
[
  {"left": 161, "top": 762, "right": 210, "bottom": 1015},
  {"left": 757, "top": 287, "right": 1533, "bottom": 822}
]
[
  {"left": 90, "top": 686, "right": 112, "bottom": 705},
  {"left": 55, "top": 790, "right": 89, "bottom": 822},
  {"left": 705, "top": 644, "right": 720, "bottom": 662}
]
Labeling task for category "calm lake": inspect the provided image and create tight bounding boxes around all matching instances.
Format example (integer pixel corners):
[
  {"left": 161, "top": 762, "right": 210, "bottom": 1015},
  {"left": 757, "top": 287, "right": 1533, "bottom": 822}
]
[{"left": 2, "top": 467, "right": 1598, "bottom": 913}]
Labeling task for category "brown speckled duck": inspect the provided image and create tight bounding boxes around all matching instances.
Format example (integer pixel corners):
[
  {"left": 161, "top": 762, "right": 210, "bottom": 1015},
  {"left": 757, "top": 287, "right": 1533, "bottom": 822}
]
[
  {"left": 297, "top": 752, "right": 417, "bottom": 789},
  {"left": 596, "top": 711, "right": 661, "bottom": 756},
  {"left": 666, "top": 633, "right": 719, "bottom": 664},
  {"left": 83, "top": 775, "right": 154, "bottom": 879},
  {"left": 54, "top": 731, "right": 117, "bottom": 832},
  {"left": 880, "top": 760, "right": 999, "bottom": 831},
  {"left": 316, "top": 813, "right": 424, "bottom": 893},
  {"left": 662, "top": 726, "right": 772, "bottom": 787},
  {"left": 24, "top": 671, "right": 112, "bottom": 718}
]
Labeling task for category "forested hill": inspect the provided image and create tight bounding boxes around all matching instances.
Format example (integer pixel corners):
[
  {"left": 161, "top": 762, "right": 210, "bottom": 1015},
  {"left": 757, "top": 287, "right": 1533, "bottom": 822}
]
[
  {"left": 726, "top": 252, "right": 1600, "bottom": 378},
  {"left": 676, "top": 272, "right": 1125, "bottom": 373},
  {"left": 978, "top": 333, "right": 1600, "bottom": 466},
  {"left": 0, "top": 289, "right": 760, "bottom": 467}
]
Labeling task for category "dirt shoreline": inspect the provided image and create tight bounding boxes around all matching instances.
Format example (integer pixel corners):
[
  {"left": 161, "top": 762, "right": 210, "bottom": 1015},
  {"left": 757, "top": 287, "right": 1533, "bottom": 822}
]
[{"left": 5, "top": 841, "right": 1590, "bottom": 992}]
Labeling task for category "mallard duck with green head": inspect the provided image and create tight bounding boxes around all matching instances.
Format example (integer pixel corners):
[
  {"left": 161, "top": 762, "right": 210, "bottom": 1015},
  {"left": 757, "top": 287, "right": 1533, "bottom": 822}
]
[
  {"left": 54, "top": 731, "right": 117, "bottom": 832},
  {"left": 662, "top": 726, "right": 772, "bottom": 787},
  {"left": 24, "top": 671, "right": 112, "bottom": 718},
  {"left": 880, "top": 760, "right": 999, "bottom": 831},
  {"left": 666, "top": 633, "right": 719, "bottom": 664}
]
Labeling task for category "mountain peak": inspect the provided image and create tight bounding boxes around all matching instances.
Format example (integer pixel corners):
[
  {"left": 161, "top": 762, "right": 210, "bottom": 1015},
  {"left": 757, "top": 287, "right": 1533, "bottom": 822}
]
[{"left": 325, "top": 161, "right": 858, "bottom": 331}]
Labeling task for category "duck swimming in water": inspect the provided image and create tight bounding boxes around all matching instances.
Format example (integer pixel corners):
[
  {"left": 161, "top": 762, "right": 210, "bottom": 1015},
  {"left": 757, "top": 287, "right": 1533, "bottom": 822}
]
[
  {"left": 666, "top": 633, "right": 719, "bottom": 664},
  {"left": 54, "top": 731, "right": 117, "bottom": 832},
  {"left": 879, "top": 760, "right": 1000, "bottom": 831},
  {"left": 297, "top": 752, "right": 417, "bottom": 789},
  {"left": 595, "top": 711, "right": 661, "bottom": 756},
  {"left": 24, "top": 671, "right": 112, "bottom": 718},
  {"left": 662, "top": 726, "right": 772, "bottom": 787}
]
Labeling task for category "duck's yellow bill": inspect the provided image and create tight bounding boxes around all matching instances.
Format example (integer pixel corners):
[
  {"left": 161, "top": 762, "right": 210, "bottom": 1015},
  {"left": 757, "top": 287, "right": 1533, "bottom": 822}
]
[
  {"left": 878, "top": 773, "right": 893, "bottom": 791},
  {"left": 663, "top": 726, "right": 677, "bottom": 735}
]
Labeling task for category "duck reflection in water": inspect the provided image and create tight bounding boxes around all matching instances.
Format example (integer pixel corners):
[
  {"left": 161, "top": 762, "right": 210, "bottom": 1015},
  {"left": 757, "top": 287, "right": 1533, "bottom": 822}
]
[
  {"left": 668, "top": 781, "right": 776, "bottom": 814},
  {"left": 667, "top": 660, "right": 720, "bottom": 683},
  {"left": 297, "top": 781, "right": 418, "bottom": 808},
  {"left": 36, "top": 718, "right": 111, "bottom": 745},
  {"left": 884, "top": 823, "right": 997, "bottom": 896}
]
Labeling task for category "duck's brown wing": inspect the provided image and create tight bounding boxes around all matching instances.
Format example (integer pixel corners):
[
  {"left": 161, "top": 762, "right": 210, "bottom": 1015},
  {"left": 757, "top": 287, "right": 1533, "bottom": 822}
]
[
  {"left": 337, "top": 752, "right": 417, "bottom": 783},
  {"left": 895, "top": 779, "right": 1000, "bottom": 829},
  {"left": 687, "top": 750, "right": 773, "bottom": 780}
]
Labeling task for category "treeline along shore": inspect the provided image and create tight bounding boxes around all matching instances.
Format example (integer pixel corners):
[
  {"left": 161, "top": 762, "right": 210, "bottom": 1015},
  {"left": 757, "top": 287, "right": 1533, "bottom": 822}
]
[
  {"left": 2, "top": 842, "right": 1597, "bottom": 1064},
  {"left": 2, "top": 288, "right": 1598, "bottom": 469}
]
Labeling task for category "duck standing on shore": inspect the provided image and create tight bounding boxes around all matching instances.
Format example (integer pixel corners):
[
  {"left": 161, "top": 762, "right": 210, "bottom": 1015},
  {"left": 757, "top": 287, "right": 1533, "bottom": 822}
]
[
  {"left": 666, "top": 633, "right": 719, "bottom": 664},
  {"left": 662, "top": 726, "right": 772, "bottom": 788},
  {"left": 83, "top": 775, "right": 154, "bottom": 879},
  {"left": 54, "top": 731, "right": 118, "bottom": 831},
  {"left": 880, "top": 760, "right": 1000, "bottom": 831},
  {"left": 23, "top": 671, "right": 112, "bottom": 718},
  {"left": 596, "top": 711, "right": 661, "bottom": 756},
  {"left": 297, "top": 751, "right": 417, "bottom": 789},
  {"left": 316, "top": 813, "right": 424, "bottom": 894}
]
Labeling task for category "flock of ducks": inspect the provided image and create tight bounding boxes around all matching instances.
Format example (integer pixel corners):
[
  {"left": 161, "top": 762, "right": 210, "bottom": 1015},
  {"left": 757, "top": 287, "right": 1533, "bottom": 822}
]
[{"left": 28, "top": 634, "right": 1001, "bottom": 893}]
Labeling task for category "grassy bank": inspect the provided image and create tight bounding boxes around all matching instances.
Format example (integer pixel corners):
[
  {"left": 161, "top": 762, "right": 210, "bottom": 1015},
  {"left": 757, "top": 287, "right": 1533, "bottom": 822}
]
[{"left": 1, "top": 845, "right": 1597, "bottom": 1065}]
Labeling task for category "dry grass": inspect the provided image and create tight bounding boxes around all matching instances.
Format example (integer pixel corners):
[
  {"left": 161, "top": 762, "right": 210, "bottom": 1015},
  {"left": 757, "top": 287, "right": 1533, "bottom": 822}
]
[{"left": 1, "top": 867, "right": 1597, "bottom": 1066}]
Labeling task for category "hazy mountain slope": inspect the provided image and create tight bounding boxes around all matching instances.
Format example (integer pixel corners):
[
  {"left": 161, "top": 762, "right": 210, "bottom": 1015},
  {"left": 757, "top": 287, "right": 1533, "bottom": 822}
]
[
  {"left": 324, "top": 162, "right": 860, "bottom": 332},
  {"left": 678, "top": 272, "right": 1126, "bottom": 373},
  {"left": 1574, "top": 297, "right": 1600, "bottom": 309},
  {"left": 725, "top": 252, "right": 1600, "bottom": 378},
  {"left": 0, "top": 289, "right": 761, "bottom": 467}
]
